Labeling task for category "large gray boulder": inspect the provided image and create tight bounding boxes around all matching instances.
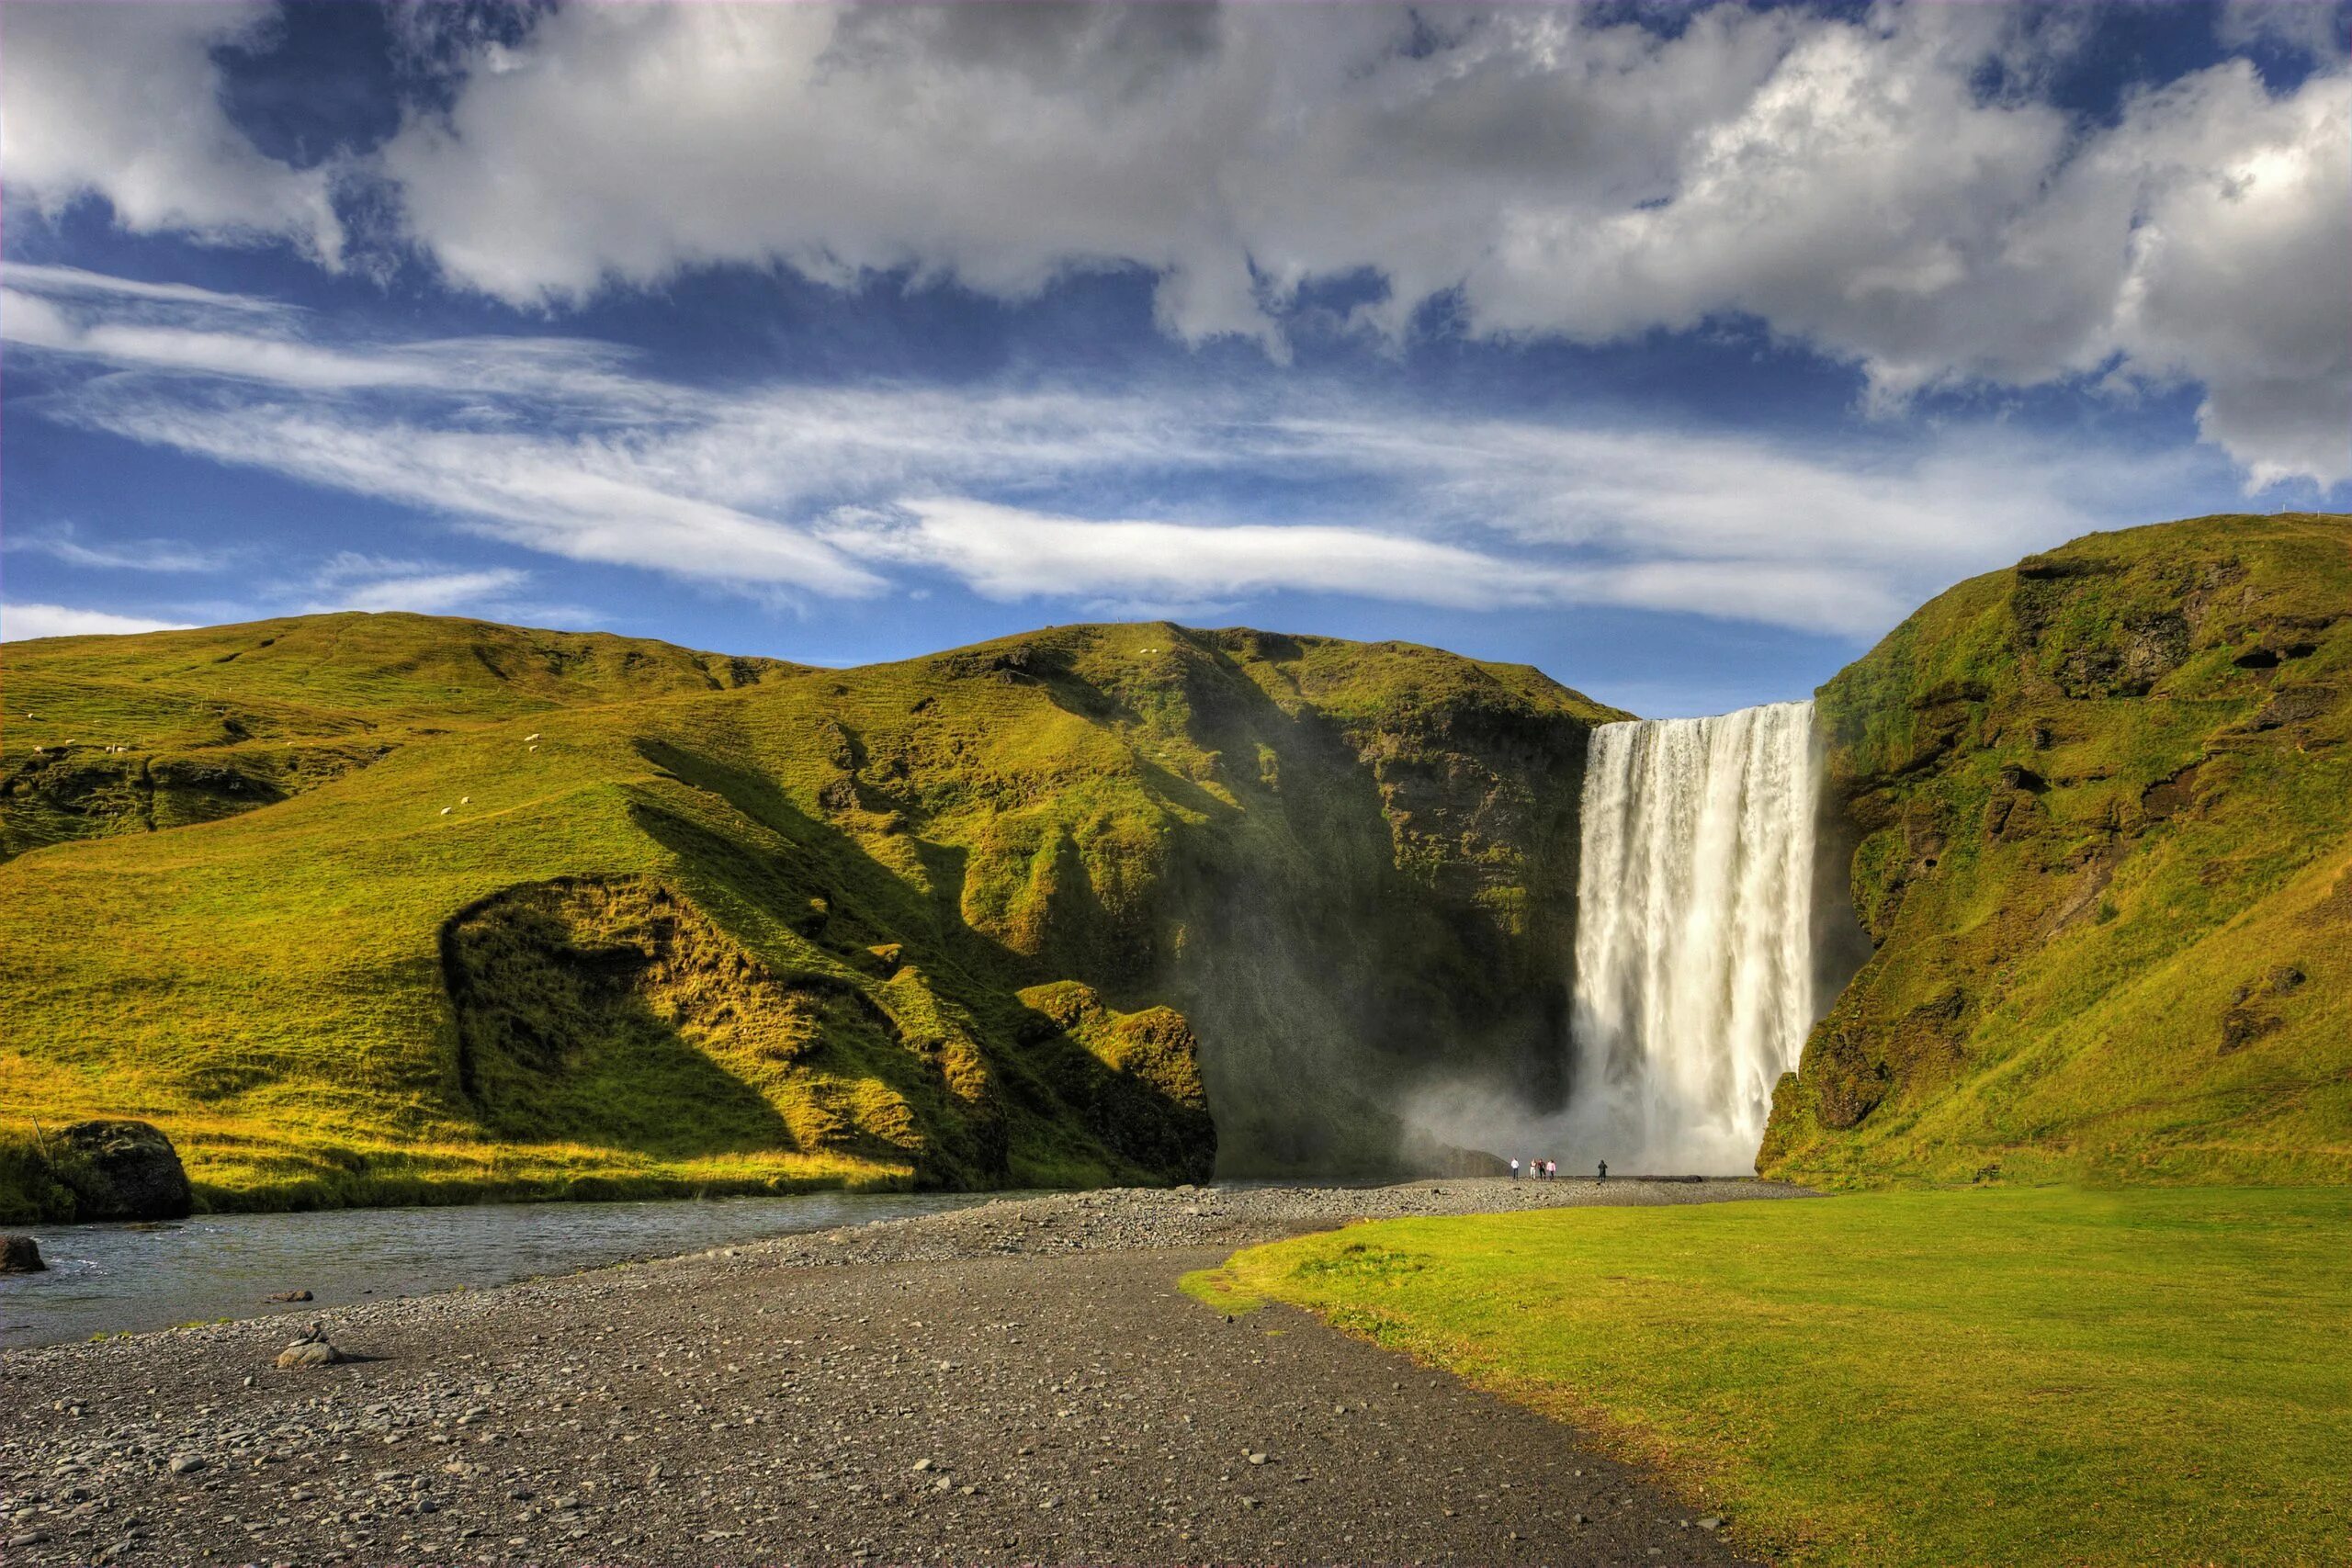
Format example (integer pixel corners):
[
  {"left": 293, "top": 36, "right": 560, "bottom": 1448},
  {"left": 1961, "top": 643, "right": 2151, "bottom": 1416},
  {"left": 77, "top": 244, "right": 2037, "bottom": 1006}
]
[
  {"left": 0, "top": 1235, "right": 43, "bottom": 1272},
  {"left": 53, "top": 1121, "right": 194, "bottom": 1221}
]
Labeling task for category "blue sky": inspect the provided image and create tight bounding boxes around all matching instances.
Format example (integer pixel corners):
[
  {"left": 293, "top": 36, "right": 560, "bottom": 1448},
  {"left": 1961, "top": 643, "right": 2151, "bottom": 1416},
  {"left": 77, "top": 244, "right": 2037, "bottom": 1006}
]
[{"left": 3, "top": 2, "right": 2345, "bottom": 716}]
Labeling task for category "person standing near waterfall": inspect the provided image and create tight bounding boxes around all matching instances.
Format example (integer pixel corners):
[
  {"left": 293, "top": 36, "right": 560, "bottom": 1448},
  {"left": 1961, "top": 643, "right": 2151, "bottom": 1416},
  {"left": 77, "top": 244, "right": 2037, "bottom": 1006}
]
[{"left": 1509, "top": 1157, "right": 1521, "bottom": 1180}]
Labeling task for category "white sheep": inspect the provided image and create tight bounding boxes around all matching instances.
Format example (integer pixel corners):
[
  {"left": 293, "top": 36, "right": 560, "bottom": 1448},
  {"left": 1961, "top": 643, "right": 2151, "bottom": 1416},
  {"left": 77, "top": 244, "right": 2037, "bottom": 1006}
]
[
  {"left": 459, "top": 795, "right": 470, "bottom": 805},
  {"left": 524, "top": 733, "right": 541, "bottom": 742},
  {"left": 439, "top": 807, "right": 452, "bottom": 816}
]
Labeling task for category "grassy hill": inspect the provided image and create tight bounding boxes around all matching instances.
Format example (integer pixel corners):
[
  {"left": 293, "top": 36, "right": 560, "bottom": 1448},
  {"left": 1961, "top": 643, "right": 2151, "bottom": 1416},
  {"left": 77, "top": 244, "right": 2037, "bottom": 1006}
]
[
  {"left": 1, "top": 612, "right": 1623, "bottom": 1214},
  {"left": 1760, "top": 513, "right": 2352, "bottom": 1185}
]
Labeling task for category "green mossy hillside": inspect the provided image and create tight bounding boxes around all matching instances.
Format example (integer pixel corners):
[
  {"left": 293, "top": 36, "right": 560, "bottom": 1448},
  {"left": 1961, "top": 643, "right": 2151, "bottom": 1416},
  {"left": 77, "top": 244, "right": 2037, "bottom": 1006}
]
[
  {"left": 1761, "top": 513, "right": 2352, "bottom": 1185},
  {"left": 1, "top": 613, "right": 794, "bottom": 860},
  {"left": 1, "top": 614, "right": 1622, "bottom": 1209}
]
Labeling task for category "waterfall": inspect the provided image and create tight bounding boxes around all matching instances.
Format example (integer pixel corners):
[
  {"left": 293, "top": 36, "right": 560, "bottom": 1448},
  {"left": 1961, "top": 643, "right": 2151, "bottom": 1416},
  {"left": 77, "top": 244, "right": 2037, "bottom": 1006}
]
[{"left": 1569, "top": 701, "right": 1819, "bottom": 1173}]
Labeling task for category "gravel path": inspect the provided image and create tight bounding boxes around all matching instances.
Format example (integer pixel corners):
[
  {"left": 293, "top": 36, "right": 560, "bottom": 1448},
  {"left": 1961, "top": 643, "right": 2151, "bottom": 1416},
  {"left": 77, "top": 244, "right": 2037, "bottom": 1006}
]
[{"left": 1, "top": 1177, "right": 1805, "bottom": 1566}]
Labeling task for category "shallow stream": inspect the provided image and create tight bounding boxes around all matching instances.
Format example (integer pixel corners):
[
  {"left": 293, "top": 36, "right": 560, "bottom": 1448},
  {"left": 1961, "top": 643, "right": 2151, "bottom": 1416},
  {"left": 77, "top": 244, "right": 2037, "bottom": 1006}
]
[{"left": 1, "top": 1190, "right": 1014, "bottom": 1348}]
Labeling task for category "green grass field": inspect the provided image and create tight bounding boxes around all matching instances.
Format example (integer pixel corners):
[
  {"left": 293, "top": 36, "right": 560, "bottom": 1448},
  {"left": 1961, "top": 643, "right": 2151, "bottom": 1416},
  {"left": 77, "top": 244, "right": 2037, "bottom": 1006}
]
[{"left": 1193, "top": 1189, "right": 2352, "bottom": 1568}]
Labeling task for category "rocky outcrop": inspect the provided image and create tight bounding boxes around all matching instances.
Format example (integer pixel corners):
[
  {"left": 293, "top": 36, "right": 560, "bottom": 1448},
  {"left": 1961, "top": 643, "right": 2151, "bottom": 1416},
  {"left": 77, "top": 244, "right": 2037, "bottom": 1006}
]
[
  {"left": 51, "top": 1120, "right": 195, "bottom": 1220},
  {"left": 0, "top": 1235, "right": 44, "bottom": 1272}
]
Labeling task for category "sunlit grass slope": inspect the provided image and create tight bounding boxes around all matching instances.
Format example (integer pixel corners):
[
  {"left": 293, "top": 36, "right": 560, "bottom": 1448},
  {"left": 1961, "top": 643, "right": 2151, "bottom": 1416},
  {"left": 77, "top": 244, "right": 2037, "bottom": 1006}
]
[
  {"left": 0, "top": 612, "right": 795, "bottom": 859},
  {"left": 1198, "top": 1189, "right": 2352, "bottom": 1568},
  {"left": 1764, "top": 513, "right": 2352, "bottom": 1186},
  {"left": 2, "top": 612, "right": 1623, "bottom": 1212}
]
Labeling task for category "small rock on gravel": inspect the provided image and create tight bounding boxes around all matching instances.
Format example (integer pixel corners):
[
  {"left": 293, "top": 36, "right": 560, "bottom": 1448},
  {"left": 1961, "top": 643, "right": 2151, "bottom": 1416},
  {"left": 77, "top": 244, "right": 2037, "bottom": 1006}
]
[{"left": 273, "top": 1324, "right": 346, "bottom": 1369}]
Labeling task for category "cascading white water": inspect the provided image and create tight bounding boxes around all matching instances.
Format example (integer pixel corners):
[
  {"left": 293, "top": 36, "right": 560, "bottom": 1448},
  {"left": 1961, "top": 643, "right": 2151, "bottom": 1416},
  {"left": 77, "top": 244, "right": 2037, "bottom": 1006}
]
[{"left": 1568, "top": 701, "right": 1818, "bottom": 1173}]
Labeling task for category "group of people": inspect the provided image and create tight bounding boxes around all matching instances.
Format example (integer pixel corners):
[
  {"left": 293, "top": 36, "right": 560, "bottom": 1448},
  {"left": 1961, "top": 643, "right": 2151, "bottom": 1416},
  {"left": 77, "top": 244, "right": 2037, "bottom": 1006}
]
[{"left": 1508, "top": 1156, "right": 1606, "bottom": 1181}]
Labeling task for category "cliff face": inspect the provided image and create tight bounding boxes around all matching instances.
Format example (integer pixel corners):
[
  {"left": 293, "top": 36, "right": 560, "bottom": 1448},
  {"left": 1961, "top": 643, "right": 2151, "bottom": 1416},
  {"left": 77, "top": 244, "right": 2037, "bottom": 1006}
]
[
  {"left": 0, "top": 613, "right": 1623, "bottom": 1205},
  {"left": 1760, "top": 513, "right": 2352, "bottom": 1186}
]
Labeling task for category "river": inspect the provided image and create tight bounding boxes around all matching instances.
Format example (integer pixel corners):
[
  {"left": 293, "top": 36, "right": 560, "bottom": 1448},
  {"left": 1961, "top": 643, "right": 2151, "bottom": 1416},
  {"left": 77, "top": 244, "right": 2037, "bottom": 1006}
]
[{"left": 0, "top": 1190, "right": 1019, "bottom": 1348}]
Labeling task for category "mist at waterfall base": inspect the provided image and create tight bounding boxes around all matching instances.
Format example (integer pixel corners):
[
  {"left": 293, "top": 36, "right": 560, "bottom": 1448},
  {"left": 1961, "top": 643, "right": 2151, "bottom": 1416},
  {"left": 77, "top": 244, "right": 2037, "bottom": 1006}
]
[{"left": 1407, "top": 702, "right": 1828, "bottom": 1177}]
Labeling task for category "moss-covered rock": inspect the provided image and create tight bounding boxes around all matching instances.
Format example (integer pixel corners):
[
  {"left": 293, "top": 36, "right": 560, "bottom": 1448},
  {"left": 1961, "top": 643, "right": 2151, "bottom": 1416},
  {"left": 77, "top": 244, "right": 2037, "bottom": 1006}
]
[{"left": 49, "top": 1119, "right": 196, "bottom": 1220}]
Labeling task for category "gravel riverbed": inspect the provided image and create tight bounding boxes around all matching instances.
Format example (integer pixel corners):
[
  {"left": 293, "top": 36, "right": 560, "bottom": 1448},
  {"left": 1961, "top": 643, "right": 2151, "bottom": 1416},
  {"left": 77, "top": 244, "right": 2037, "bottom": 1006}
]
[{"left": 2, "top": 1177, "right": 1805, "bottom": 1566}]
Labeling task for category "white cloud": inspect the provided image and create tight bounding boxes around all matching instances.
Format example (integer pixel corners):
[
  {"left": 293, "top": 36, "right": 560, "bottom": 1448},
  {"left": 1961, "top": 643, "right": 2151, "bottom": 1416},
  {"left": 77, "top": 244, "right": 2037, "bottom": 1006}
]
[
  {"left": 826, "top": 497, "right": 1589, "bottom": 614},
  {"left": 2215, "top": 1, "right": 2351, "bottom": 61},
  {"left": 9, "top": 265, "right": 2239, "bottom": 640},
  {"left": 0, "top": 263, "right": 295, "bottom": 315},
  {"left": 4, "top": 524, "right": 232, "bottom": 573},
  {"left": 7, "top": 5, "right": 2342, "bottom": 486},
  {"left": 1, "top": 603, "right": 196, "bottom": 641},
  {"left": 0, "top": 3, "right": 342, "bottom": 261},
  {"left": 354, "top": 3, "right": 2349, "bottom": 486},
  {"left": 2091, "top": 61, "right": 2352, "bottom": 489},
  {"left": 299, "top": 553, "right": 529, "bottom": 615}
]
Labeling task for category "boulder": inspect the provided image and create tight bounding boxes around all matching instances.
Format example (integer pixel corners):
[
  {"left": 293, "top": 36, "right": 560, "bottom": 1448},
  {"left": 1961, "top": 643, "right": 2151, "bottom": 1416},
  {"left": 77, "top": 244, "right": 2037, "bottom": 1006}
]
[
  {"left": 274, "top": 1323, "right": 347, "bottom": 1370},
  {"left": 51, "top": 1120, "right": 193, "bottom": 1221},
  {"left": 0, "top": 1235, "right": 44, "bottom": 1273}
]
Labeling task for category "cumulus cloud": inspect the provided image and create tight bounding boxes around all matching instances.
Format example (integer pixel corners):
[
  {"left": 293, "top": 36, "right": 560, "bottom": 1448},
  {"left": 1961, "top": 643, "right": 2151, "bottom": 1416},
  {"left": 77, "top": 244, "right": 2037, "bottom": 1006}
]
[
  {"left": 2091, "top": 60, "right": 2352, "bottom": 489},
  {"left": 1, "top": 603, "right": 196, "bottom": 641},
  {"left": 0, "top": 3, "right": 343, "bottom": 260},
  {"left": 8, "top": 4, "right": 2344, "bottom": 485},
  {"left": 4, "top": 265, "right": 2233, "bottom": 639},
  {"left": 356, "top": 2, "right": 2349, "bottom": 485},
  {"left": 2215, "top": 1, "right": 2351, "bottom": 61}
]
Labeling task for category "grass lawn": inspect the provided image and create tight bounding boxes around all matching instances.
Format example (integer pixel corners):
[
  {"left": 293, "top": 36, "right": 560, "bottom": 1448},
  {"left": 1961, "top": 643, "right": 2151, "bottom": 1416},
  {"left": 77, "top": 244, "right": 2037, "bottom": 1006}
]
[{"left": 1191, "top": 1188, "right": 2352, "bottom": 1568}]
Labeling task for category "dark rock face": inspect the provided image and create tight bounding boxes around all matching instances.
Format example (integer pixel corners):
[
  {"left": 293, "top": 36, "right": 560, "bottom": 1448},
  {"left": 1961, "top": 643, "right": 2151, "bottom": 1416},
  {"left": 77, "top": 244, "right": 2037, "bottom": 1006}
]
[
  {"left": 0, "top": 1235, "right": 44, "bottom": 1272},
  {"left": 52, "top": 1121, "right": 194, "bottom": 1221}
]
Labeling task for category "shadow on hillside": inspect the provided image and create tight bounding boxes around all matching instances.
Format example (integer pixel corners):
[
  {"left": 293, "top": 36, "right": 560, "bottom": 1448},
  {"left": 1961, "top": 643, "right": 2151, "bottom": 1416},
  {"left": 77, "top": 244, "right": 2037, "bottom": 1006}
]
[
  {"left": 555, "top": 737, "right": 1226, "bottom": 1184},
  {"left": 439, "top": 878, "right": 803, "bottom": 1159}
]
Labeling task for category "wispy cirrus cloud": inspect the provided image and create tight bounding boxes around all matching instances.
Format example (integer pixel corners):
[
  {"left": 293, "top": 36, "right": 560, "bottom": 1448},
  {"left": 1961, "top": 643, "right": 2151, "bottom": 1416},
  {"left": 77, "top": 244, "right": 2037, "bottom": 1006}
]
[
  {"left": 299, "top": 552, "right": 532, "bottom": 616},
  {"left": 2, "top": 263, "right": 2239, "bottom": 640},
  {"left": 1, "top": 603, "right": 197, "bottom": 642},
  {"left": 5, "top": 522, "right": 237, "bottom": 574}
]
